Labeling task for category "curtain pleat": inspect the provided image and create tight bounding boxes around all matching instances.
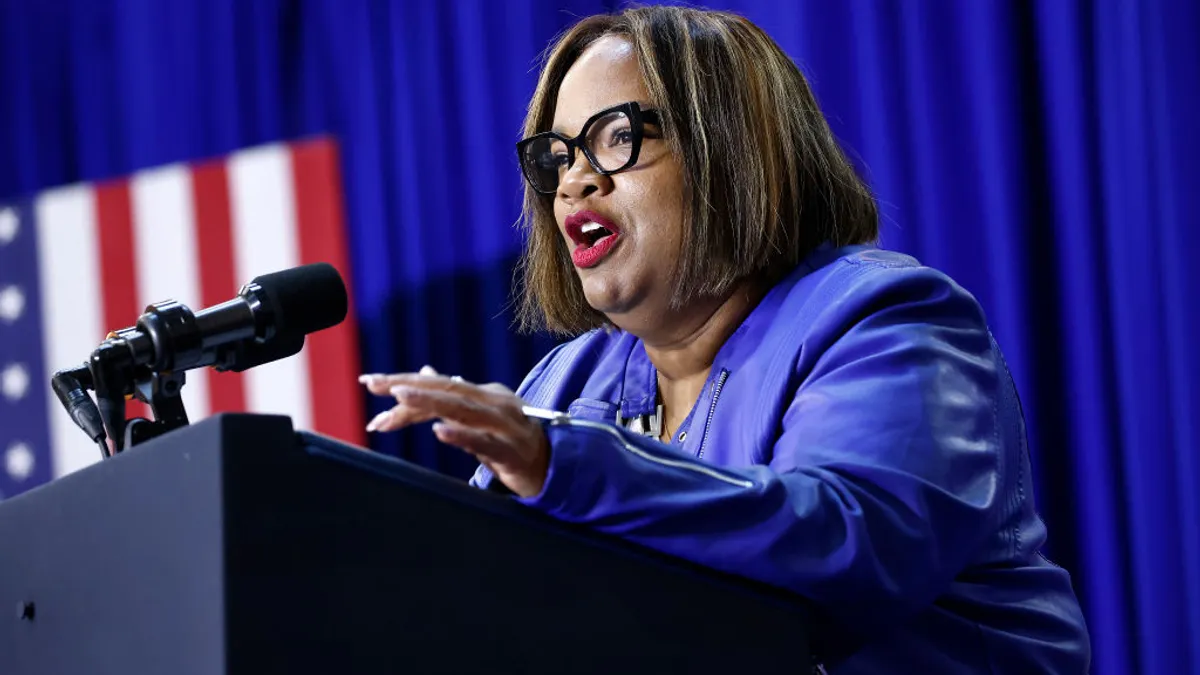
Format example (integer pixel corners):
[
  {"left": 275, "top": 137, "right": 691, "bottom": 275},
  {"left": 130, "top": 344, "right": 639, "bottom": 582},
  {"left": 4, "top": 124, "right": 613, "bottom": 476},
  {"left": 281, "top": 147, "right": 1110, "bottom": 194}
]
[{"left": 2, "top": 1, "right": 1196, "bottom": 671}]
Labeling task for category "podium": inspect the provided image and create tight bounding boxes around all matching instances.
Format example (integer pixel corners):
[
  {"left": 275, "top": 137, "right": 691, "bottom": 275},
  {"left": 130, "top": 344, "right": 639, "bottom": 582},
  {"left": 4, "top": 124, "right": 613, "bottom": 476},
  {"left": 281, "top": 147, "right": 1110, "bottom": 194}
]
[{"left": 0, "top": 414, "right": 811, "bottom": 674}]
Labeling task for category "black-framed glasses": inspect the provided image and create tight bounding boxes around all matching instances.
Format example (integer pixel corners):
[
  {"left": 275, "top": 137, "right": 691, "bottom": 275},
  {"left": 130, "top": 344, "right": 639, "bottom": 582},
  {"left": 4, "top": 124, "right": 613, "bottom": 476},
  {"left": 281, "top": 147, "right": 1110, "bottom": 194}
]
[{"left": 516, "top": 101, "right": 660, "bottom": 195}]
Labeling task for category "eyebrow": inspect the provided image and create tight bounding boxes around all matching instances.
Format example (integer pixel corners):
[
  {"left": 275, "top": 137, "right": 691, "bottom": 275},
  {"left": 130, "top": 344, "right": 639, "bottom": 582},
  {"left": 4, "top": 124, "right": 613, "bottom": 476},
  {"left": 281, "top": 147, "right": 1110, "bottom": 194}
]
[
  {"left": 548, "top": 102, "right": 657, "bottom": 137},
  {"left": 549, "top": 117, "right": 586, "bottom": 137}
]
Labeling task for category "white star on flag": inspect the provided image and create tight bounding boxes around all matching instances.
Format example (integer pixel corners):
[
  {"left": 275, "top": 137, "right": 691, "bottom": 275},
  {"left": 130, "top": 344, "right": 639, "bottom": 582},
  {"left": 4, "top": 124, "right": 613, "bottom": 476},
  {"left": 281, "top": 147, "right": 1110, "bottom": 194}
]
[
  {"left": 0, "top": 285, "right": 25, "bottom": 323},
  {"left": 5, "top": 441, "right": 34, "bottom": 482},
  {"left": 1, "top": 363, "right": 31, "bottom": 402},
  {"left": 0, "top": 208, "right": 17, "bottom": 245}
]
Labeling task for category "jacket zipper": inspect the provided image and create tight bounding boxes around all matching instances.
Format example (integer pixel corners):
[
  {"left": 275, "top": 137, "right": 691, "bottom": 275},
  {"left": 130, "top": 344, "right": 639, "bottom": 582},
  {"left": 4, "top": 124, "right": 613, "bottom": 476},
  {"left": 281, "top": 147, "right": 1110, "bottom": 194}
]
[{"left": 697, "top": 368, "right": 729, "bottom": 460}]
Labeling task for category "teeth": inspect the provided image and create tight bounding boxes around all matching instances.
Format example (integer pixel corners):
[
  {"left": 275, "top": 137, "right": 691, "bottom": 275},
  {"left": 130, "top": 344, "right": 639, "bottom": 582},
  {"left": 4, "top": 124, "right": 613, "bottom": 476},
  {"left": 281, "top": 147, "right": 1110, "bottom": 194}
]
[{"left": 580, "top": 222, "right": 606, "bottom": 234}]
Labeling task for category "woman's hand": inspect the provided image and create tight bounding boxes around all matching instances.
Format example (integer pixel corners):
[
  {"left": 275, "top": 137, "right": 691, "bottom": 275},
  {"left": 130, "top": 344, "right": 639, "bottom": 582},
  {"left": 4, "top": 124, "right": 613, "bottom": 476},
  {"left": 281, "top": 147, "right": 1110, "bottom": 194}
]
[{"left": 358, "top": 366, "right": 550, "bottom": 498}]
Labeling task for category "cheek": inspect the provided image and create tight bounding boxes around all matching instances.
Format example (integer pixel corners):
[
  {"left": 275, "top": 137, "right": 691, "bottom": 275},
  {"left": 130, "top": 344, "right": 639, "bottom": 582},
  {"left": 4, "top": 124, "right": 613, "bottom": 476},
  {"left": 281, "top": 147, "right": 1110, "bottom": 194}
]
[
  {"left": 550, "top": 201, "right": 572, "bottom": 243},
  {"left": 621, "top": 173, "right": 686, "bottom": 250},
  {"left": 552, "top": 200, "right": 568, "bottom": 227}
]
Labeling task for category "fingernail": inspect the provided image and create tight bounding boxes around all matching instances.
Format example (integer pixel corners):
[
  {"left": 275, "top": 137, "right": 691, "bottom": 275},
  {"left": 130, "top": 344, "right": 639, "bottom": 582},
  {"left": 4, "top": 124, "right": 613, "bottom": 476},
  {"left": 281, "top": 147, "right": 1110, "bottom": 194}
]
[
  {"left": 366, "top": 410, "right": 391, "bottom": 432},
  {"left": 358, "top": 374, "right": 381, "bottom": 385},
  {"left": 419, "top": 365, "right": 438, "bottom": 376}
]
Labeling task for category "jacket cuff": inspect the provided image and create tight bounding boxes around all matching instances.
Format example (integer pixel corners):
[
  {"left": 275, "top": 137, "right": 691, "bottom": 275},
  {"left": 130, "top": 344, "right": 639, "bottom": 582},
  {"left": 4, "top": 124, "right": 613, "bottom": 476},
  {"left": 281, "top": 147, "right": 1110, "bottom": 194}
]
[{"left": 516, "top": 426, "right": 584, "bottom": 516}]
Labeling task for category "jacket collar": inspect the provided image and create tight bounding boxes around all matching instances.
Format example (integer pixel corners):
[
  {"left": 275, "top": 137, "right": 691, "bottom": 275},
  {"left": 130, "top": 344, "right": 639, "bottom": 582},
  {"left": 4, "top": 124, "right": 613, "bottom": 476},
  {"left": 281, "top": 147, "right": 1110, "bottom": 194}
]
[{"left": 615, "top": 243, "right": 876, "bottom": 420}]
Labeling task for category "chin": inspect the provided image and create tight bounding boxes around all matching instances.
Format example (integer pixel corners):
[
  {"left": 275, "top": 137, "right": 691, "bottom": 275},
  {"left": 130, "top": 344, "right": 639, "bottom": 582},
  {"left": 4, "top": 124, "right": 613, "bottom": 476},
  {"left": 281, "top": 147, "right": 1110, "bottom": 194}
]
[
  {"left": 580, "top": 274, "right": 630, "bottom": 315},
  {"left": 584, "top": 282, "right": 661, "bottom": 326},
  {"left": 581, "top": 288, "right": 623, "bottom": 316}
]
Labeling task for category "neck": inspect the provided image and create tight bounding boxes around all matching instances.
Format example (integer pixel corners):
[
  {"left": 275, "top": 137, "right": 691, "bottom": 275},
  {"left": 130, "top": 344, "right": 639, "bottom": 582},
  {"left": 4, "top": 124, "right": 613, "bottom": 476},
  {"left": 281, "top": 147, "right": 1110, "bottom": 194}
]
[
  {"left": 640, "top": 278, "right": 763, "bottom": 388},
  {"left": 624, "top": 280, "right": 761, "bottom": 443}
]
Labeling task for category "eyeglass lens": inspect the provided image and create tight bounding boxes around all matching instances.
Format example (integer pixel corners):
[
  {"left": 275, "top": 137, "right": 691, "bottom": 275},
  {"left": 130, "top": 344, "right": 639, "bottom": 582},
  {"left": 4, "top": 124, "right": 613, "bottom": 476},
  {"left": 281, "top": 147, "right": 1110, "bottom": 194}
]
[{"left": 522, "top": 110, "right": 636, "bottom": 192}]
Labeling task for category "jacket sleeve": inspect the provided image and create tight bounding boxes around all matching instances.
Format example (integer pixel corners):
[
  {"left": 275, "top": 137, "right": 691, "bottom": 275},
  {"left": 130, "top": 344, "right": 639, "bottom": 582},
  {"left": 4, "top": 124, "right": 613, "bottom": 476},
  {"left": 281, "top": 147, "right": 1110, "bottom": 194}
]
[{"left": 495, "top": 265, "right": 1008, "bottom": 636}]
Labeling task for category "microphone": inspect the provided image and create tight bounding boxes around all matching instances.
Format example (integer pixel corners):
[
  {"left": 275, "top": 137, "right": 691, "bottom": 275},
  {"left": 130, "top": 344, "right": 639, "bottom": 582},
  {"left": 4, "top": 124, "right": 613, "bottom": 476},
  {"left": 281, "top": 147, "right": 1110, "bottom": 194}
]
[
  {"left": 112, "top": 261, "right": 348, "bottom": 375},
  {"left": 53, "top": 262, "right": 348, "bottom": 454}
]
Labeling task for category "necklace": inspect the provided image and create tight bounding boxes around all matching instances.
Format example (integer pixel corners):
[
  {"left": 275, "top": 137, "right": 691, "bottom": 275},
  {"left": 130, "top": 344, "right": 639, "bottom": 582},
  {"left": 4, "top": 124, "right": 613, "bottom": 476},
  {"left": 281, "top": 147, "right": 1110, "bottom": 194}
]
[{"left": 616, "top": 404, "right": 664, "bottom": 440}]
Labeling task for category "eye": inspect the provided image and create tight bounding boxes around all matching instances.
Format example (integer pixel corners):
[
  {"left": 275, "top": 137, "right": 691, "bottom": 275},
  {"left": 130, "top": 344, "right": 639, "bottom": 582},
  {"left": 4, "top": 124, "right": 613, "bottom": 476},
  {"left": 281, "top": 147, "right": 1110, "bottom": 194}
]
[
  {"left": 544, "top": 140, "right": 573, "bottom": 170},
  {"left": 535, "top": 152, "right": 569, "bottom": 170},
  {"left": 608, "top": 128, "right": 634, "bottom": 146},
  {"left": 534, "top": 144, "right": 571, "bottom": 171}
]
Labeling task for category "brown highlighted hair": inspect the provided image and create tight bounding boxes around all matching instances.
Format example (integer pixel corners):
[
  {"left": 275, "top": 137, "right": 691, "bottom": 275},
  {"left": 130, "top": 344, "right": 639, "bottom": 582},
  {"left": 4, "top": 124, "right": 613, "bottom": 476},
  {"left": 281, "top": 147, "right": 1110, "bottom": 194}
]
[{"left": 515, "top": 5, "right": 879, "bottom": 335}]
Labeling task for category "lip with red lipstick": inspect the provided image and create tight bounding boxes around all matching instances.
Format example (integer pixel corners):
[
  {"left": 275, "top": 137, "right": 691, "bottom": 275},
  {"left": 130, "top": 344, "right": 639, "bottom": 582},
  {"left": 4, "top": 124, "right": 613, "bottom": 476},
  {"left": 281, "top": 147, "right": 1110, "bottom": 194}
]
[{"left": 564, "top": 210, "right": 622, "bottom": 268}]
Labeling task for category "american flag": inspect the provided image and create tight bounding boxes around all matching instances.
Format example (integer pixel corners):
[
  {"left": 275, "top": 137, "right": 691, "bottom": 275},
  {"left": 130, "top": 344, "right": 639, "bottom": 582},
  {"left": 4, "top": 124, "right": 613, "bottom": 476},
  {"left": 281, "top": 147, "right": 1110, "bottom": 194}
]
[{"left": 0, "top": 137, "right": 365, "bottom": 501}]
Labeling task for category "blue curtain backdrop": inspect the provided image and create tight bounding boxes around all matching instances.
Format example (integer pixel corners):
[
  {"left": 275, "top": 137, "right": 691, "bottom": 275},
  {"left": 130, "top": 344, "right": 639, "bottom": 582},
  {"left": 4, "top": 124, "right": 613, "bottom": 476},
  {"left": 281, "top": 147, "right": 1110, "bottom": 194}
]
[{"left": 2, "top": 1, "right": 1197, "bottom": 672}]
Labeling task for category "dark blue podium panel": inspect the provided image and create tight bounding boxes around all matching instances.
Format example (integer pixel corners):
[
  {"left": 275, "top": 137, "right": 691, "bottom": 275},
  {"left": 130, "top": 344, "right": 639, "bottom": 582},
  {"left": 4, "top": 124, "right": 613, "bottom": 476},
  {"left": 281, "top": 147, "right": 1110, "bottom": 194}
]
[{"left": 0, "top": 414, "right": 811, "bottom": 674}]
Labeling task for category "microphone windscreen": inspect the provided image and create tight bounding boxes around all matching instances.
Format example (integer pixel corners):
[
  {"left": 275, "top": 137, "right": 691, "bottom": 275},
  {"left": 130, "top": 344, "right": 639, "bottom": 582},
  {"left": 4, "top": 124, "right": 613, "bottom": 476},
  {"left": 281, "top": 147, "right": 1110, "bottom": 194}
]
[{"left": 253, "top": 262, "right": 348, "bottom": 338}]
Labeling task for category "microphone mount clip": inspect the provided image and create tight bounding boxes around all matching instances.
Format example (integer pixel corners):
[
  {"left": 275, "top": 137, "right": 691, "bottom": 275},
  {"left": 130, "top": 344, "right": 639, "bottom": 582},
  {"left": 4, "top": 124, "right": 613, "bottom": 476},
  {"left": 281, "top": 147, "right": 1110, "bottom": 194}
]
[{"left": 90, "top": 298, "right": 197, "bottom": 455}]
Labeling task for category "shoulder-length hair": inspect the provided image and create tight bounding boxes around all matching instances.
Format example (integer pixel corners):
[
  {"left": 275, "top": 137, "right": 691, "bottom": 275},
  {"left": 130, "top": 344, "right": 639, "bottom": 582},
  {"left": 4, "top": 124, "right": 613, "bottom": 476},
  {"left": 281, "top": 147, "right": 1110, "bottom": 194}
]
[{"left": 515, "top": 5, "right": 879, "bottom": 336}]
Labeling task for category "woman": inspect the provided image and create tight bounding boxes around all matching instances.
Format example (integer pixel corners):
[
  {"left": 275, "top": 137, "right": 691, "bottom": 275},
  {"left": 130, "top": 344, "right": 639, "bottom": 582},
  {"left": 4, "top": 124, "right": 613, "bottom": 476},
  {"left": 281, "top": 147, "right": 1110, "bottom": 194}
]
[{"left": 359, "top": 6, "right": 1090, "bottom": 673}]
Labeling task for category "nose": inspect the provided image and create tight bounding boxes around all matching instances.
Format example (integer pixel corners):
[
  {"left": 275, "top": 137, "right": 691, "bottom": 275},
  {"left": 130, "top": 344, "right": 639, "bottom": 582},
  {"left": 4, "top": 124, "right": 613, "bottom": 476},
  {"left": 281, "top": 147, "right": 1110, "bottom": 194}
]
[{"left": 557, "top": 154, "right": 613, "bottom": 202}]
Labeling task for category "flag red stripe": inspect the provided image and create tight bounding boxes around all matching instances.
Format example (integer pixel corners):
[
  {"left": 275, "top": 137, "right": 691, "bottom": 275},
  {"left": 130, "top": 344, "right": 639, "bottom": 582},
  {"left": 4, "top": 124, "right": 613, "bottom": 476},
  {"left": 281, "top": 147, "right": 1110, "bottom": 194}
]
[
  {"left": 93, "top": 181, "right": 150, "bottom": 422},
  {"left": 191, "top": 160, "right": 248, "bottom": 414},
  {"left": 289, "top": 139, "right": 366, "bottom": 446}
]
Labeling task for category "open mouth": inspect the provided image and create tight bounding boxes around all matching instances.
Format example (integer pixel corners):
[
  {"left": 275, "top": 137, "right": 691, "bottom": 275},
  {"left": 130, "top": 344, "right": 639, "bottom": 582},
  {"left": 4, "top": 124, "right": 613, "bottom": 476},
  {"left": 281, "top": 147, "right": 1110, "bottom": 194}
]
[
  {"left": 577, "top": 221, "right": 616, "bottom": 247},
  {"left": 565, "top": 211, "right": 623, "bottom": 268}
]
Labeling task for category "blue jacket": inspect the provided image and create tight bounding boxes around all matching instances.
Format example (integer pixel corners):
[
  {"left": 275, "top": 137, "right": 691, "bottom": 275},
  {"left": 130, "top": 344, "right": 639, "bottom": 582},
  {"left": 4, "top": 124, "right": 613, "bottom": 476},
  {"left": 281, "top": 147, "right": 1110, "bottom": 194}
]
[{"left": 471, "top": 245, "right": 1091, "bottom": 673}]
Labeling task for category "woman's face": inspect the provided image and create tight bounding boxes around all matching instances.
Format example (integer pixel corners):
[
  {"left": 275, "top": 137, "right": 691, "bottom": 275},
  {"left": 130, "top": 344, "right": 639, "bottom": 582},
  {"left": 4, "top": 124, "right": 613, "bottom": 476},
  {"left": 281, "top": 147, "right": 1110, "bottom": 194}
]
[{"left": 551, "top": 36, "right": 686, "bottom": 325}]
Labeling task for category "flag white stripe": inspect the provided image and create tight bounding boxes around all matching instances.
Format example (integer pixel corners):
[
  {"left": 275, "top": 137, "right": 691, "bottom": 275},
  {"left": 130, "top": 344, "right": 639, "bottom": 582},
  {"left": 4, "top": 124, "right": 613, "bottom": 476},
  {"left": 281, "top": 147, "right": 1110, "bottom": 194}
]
[
  {"left": 35, "top": 186, "right": 105, "bottom": 478},
  {"left": 227, "top": 145, "right": 312, "bottom": 431},
  {"left": 130, "top": 164, "right": 212, "bottom": 422}
]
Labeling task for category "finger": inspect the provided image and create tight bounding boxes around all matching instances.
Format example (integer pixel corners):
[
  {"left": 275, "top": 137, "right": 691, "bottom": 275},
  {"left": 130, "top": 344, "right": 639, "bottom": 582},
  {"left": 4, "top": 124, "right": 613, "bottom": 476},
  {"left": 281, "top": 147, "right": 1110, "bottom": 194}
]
[
  {"left": 388, "top": 386, "right": 499, "bottom": 428},
  {"left": 366, "top": 402, "right": 442, "bottom": 433},
  {"left": 365, "top": 409, "right": 392, "bottom": 433},
  {"left": 431, "top": 420, "right": 509, "bottom": 460},
  {"left": 365, "top": 378, "right": 517, "bottom": 434},
  {"left": 385, "top": 376, "right": 517, "bottom": 413},
  {"left": 358, "top": 365, "right": 442, "bottom": 396},
  {"left": 364, "top": 366, "right": 445, "bottom": 432},
  {"left": 479, "top": 382, "right": 515, "bottom": 396},
  {"left": 360, "top": 372, "right": 465, "bottom": 396}
]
